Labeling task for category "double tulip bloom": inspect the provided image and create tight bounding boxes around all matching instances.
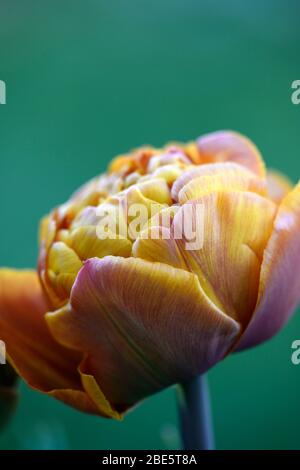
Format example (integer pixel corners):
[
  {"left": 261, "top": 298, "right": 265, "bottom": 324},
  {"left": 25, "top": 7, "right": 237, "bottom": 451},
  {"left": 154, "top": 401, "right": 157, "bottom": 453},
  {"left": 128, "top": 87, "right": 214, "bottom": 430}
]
[{"left": 1, "top": 131, "right": 300, "bottom": 419}]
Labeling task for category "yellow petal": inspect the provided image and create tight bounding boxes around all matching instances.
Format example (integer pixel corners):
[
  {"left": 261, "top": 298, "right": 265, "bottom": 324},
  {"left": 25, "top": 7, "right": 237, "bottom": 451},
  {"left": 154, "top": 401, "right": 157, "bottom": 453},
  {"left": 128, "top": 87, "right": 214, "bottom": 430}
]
[
  {"left": 151, "top": 164, "right": 185, "bottom": 186},
  {"left": 132, "top": 178, "right": 172, "bottom": 205},
  {"left": 38, "top": 215, "right": 57, "bottom": 276},
  {"left": 69, "top": 225, "right": 132, "bottom": 260},
  {"left": 47, "top": 242, "right": 83, "bottom": 300},
  {"left": 133, "top": 227, "right": 186, "bottom": 269},
  {"left": 102, "top": 181, "right": 171, "bottom": 241},
  {"left": 39, "top": 215, "right": 56, "bottom": 252}
]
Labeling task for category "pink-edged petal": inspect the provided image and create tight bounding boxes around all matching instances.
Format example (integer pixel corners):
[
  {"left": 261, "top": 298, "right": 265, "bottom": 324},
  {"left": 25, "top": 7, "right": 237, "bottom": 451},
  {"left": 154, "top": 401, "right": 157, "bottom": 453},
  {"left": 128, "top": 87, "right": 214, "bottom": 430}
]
[
  {"left": 173, "top": 192, "right": 276, "bottom": 325},
  {"left": 266, "top": 170, "right": 293, "bottom": 204},
  {"left": 171, "top": 162, "right": 266, "bottom": 203},
  {"left": 196, "top": 131, "right": 265, "bottom": 177},
  {"left": 237, "top": 182, "right": 300, "bottom": 350},
  {"left": 46, "top": 257, "right": 240, "bottom": 410}
]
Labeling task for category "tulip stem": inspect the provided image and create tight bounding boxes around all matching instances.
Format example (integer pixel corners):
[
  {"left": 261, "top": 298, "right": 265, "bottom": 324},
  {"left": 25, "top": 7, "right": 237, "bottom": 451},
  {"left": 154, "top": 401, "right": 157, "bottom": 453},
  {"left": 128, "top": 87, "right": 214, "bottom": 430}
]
[{"left": 177, "top": 375, "right": 215, "bottom": 450}]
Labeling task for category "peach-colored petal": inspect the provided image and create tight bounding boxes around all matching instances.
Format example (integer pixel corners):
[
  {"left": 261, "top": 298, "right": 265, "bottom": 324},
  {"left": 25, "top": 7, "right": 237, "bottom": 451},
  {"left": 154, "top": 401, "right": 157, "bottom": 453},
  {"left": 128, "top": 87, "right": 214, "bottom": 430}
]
[
  {"left": 47, "top": 257, "right": 240, "bottom": 410},
  {"left": 171, "top": 162, "right": 266, "bottom": 203},
  {"left": 196, "top": 131, "right": 265, "bottom": 177},
  {"left": 236, "top": 182, "right": 300, "bottom": 350},
  {"left": 266, "top": 170, "right": 293, "bottom": 204}
]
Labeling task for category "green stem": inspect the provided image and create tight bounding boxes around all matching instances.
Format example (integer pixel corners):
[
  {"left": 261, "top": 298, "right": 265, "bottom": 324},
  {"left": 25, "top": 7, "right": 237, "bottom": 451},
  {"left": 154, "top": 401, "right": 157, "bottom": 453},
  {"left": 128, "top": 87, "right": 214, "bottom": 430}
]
[{"left": 177, "top": 375, "right": 215, "bottom": 450}]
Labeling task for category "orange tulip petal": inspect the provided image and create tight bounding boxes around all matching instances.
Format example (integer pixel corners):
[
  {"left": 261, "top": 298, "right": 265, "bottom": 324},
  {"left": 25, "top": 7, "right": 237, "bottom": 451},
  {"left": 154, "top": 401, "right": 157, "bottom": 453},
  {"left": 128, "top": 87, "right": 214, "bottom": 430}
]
[
  {"left": 48, "top": 388, "right": 101, "bottom": 415},
  {"left": 0, "top": 269, "right": 101, "bottom": 414},
  {"left": 236, "top": 182, "right": 300, "bottom": 350},
  {"left": 196, "top": 131, "right": 265, "bottom": 177},
  {"left": 0, "top": 269, "right": 78, "bottom": 390},
  {"left": 47, "top": 256, "right": 240, "bottom": 410}
]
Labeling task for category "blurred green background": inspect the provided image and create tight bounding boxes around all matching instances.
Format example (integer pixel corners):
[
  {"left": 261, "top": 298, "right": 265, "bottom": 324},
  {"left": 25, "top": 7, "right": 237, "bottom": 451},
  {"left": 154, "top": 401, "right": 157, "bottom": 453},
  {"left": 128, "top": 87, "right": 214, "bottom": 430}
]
[{"left": 0, "top": 0, "right": 300, "bottom": 450}]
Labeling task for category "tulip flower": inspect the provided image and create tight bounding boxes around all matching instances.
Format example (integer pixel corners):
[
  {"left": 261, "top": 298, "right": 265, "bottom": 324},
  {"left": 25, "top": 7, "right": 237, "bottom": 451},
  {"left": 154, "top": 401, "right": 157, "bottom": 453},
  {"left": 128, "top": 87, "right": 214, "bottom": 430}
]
[{"left": 1, "top": 130, "right": 300, "bottom": 421}]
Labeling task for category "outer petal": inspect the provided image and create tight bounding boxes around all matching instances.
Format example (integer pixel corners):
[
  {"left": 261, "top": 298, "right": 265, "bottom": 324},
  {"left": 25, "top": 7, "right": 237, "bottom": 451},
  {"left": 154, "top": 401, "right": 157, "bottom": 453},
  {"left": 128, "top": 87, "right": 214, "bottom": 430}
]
[
  {"left": 196, "top": 131, "right": 265, "bottom": 177},
  {"left": 236, "top": 182, "right": 300, "bottom": 350},
  {"left": 266, "top": 170, "right": 293, "bottom": 204},
  {"left": 0, "top": 269, "right": 100, "bottom": 415},
  {"left": 47, "top": 257, "right": 240, "bottom": 410}
]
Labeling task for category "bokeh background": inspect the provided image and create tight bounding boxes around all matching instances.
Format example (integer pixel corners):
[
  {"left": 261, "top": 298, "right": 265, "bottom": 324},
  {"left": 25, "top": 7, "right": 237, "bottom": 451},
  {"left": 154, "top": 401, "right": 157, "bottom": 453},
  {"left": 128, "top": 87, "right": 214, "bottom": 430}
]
[{"left": 0, "top": 0, "right": 300, "bottom": 450}]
